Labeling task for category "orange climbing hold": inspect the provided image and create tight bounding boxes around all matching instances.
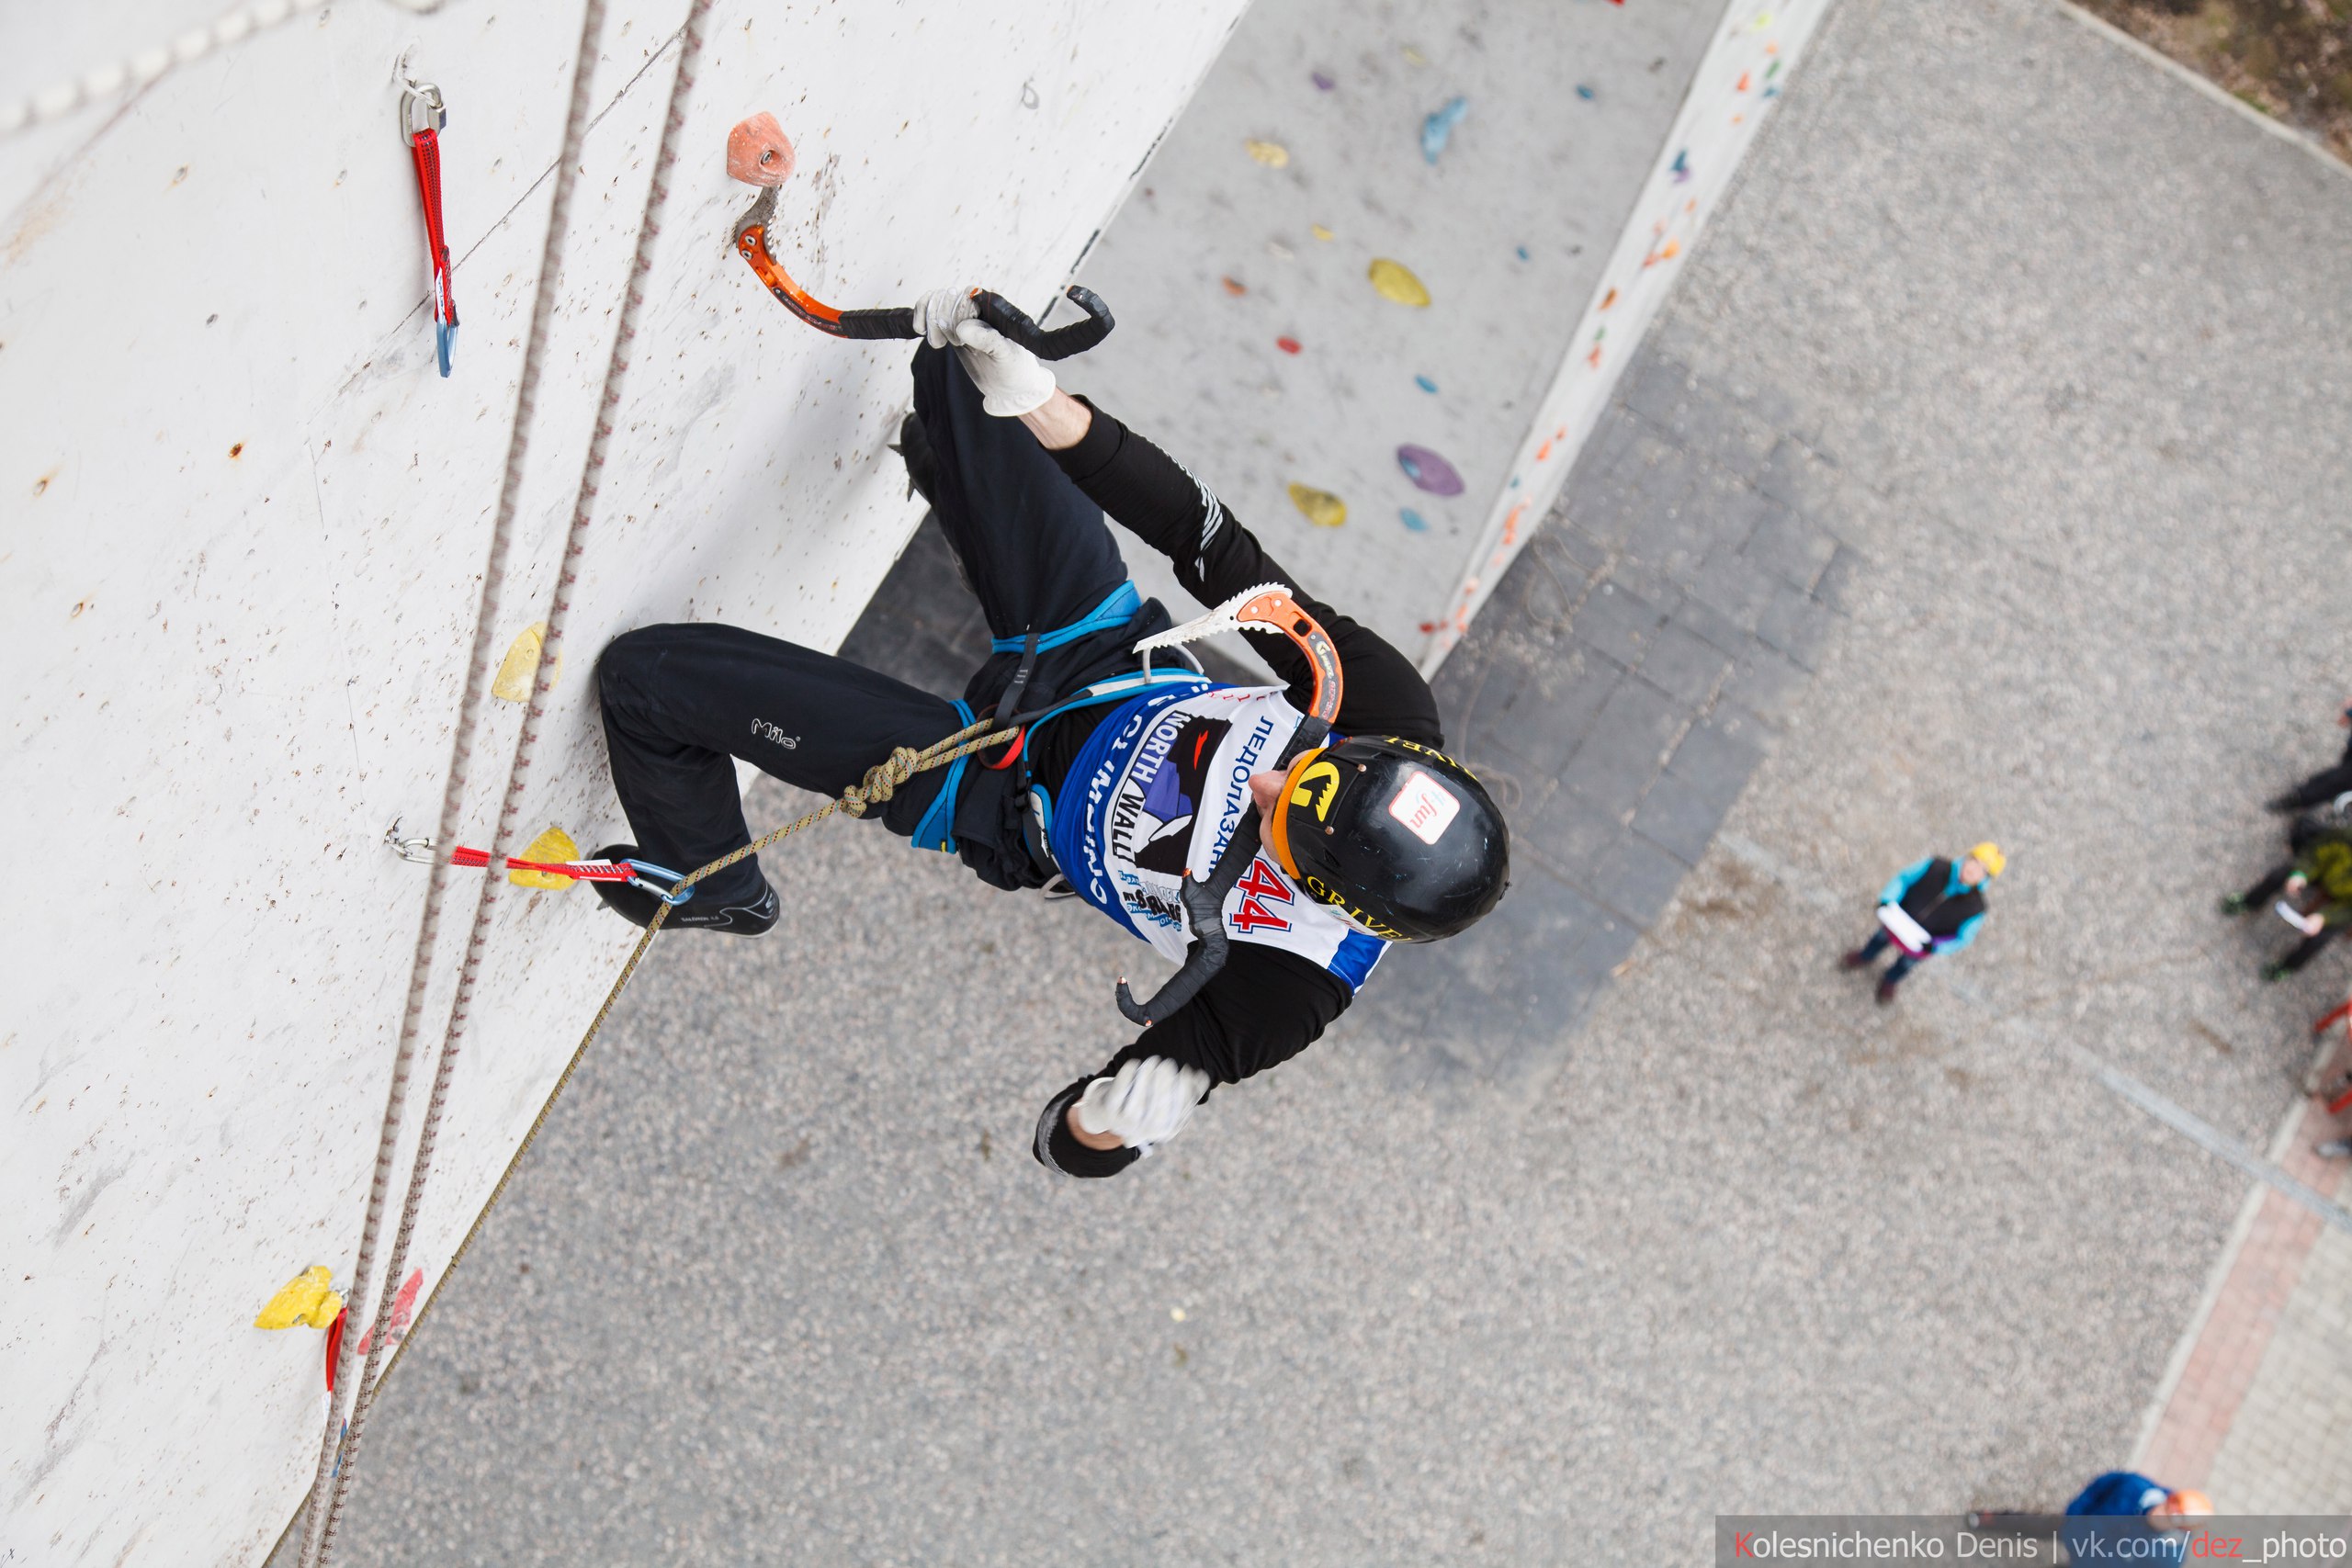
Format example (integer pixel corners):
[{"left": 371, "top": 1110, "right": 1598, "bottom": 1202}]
[{"left": 727, "top": 112, "right": 796, "bottom": 186}]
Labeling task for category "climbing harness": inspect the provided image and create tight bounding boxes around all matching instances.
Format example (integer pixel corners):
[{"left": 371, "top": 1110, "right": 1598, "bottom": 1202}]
[
  {"left": 724, "top": 112, "right": 1114, "bottom": 360},
  {"left": 401, "top": 80, "right": 458, "bottom": 378}
]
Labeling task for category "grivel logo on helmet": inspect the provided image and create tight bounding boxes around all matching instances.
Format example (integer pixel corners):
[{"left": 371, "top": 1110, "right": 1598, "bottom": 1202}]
[{"left": 1290, "top": 758, "right": 1342, "bottom": 820}]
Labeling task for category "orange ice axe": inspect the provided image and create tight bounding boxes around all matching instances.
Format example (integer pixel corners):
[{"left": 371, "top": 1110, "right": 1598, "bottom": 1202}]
[{"left": 726, "top": 112, "right": 1114, "bottom": 359}]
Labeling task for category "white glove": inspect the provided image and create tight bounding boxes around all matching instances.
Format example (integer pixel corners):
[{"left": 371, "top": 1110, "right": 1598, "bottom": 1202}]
[
  {"left": 909, "top": 287, "right": 978, "bottom": 348},
  {"left": 950, "top": 317, "right": 1057, "bottom": 417},
  {"left": 1074, "top": 1056, "right": 1210, "bottom": 1148}
]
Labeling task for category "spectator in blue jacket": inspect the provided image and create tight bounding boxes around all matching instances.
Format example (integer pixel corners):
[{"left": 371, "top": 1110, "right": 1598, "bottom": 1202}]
[
  {"left": 2063, "top": 1472, "right": 2210, "bottom": 1563},
  {"left": 1841, "top": 843, "right": 2004, "bottom": 1004}
]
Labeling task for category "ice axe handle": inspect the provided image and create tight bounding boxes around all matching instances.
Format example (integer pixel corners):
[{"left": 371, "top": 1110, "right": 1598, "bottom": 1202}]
[
  {"left": 976, "top": 285, "right": 1115, "bottom": 361},
  {"left": 831, "top": 307, "right": 918, "bottom": 342}
]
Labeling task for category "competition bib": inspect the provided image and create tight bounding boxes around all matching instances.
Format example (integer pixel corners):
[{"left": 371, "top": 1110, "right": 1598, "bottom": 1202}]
[{"left": 1050, "top": 683, "right": 1385, "bottom": 991}]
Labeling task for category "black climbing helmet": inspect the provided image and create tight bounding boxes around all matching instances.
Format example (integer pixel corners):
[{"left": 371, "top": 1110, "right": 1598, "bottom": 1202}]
[{"left": 1265, "top": 737, "right": 1509, "bottom": 942}]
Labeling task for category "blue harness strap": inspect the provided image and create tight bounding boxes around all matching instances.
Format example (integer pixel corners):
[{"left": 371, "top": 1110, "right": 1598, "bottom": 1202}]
[
  {"left": 989, "top": 581, "right": 1143, "bottom": 656},
  {"left": 906, "top": 699, "right": 976, "bottom": 853}
]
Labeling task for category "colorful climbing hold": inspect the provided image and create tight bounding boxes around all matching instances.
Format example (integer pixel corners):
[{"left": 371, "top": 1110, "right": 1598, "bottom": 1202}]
[
  {"left": 255, "top": 1266, "right": 344, "bottom": 1331},
  {"left": 1311, "top": 70, "right": 1336, "bottom": 91},
  {"left": 1414, "top": 374, "right": 1438, "bottom": 393},
  {"left": 1401, "top": 45, "right": 1428, "bottom": 66},
  {"left": 1396, "top": 445, "right": 1464, "bottom": 497},
  {"left": 1670, "top": 148, "right": 1690, "bottom": 182},
  {"left": 1736, "top": 71, "right": 1751, "bottom": 92},
  {"left": 1276, "top": 336, "right": 1302, "bottom": 355},
  {"left": 1600, "top": 287, "right": 1619, "bottom": 310},
  {"left": 1399, "top": 508, "right": 1430, "bottom": 534},
  {"left": 1288, "top": 483, "right": 1347, "bottom": 528},
  {"left": 1420, "top": 96, "right": 1468, "bottom": 164},
  {"left": 1367, "top": 258, "right": 1430, "bottom": 307},
  {"left": 1222, "top": 276, "right": 1248, "bottom": 296},
  {"left": 492, "top": 621, "right": 557, "bottom": 703},
  {"left": 1576, "top": 85, "right": 1597, "bottom": 101},
  {"left": 1311, "top": 223, "right": 1334, "bottom": 242},
  {"left": 510, "top": 825, "right": 582, "bottom": 889},
  {"left": 1245, "top": 139, "right": 1290, "bottom": 168}
]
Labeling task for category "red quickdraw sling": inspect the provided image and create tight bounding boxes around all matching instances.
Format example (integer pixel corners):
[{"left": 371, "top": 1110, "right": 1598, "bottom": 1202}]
[{"left": 401, "top": 81, "right": 458, "bottom": 377}]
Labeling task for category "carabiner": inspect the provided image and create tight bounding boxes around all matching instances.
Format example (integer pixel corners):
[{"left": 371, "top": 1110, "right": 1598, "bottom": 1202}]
[
  {"left": 623, "top": 859, "right": 696, "bottom": 908},
  {"left": 399, "top": 80, "right": 446, "bottom": 141}
]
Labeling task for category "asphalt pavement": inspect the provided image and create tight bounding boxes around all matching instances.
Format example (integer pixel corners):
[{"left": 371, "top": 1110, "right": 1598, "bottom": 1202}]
[{"left": 316, "top": 0, "right": 2352, "bottom": 1560}]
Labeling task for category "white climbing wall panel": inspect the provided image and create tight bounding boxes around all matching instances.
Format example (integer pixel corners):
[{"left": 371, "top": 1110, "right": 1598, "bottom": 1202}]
[
  {"left": 0, "top": 3, "right": 1244, "bottom": 1562},
  {"left": 1068, "top": 0, "right": 1831, "bottom": 671}
]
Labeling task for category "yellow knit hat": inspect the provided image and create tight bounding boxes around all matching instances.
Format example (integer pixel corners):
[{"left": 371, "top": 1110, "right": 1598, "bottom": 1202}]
[{"left": 1968, "top": 841, "right": 2006, "bottom": 878}]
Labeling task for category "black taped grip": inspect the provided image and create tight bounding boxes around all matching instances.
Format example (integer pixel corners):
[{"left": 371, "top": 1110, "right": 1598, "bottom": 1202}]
[
  {"left": 1115, "top": 858, "right": 1237, "bottom": 1026},
  {"left": 975, "top": 285, "right": 1115, "bottom": 361},
  {"left": 1109, "top": 716, "right": 1330, "bottom": 1027},
  {"left": 831, "top": 307, "right": 918, "bottom": 342}
]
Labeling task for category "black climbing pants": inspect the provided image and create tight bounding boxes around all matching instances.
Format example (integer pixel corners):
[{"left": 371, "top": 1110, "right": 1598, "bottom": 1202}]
[{"left": 596, "top": 344, "right": 1150, "bottom": 905}]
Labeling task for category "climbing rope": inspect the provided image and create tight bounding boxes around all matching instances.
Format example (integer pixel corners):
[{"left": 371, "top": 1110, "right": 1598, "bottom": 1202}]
[{"left": 293, "top": 1, "right": 628, "bottom": 1562}]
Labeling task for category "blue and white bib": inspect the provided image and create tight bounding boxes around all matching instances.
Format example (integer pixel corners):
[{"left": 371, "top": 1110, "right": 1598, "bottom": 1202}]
[{"left": 1050, "top": 683, "right": 1385, "bottom": 991}]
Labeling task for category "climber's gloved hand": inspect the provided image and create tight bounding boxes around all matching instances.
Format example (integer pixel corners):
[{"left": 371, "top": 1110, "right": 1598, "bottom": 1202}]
[
  {"left": 910, "top": 287, "right": 978, "bottom": 349},
  {"left": 1074, "top": 1056, "right": 1210, "bottom": 1148},
  {"left": 950, "top": 317, "right": 1057, "bottom": 418}
]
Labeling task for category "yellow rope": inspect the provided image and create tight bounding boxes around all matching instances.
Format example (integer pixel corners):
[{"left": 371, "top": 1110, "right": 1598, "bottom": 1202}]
[{"left": 384, "top": 716, "right": 1014, "bottom": 1370}]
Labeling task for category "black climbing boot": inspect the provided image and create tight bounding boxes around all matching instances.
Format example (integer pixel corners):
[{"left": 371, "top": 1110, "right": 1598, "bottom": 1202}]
[{"left": 589, "top": 844, "right": 777, "bottom": 935}]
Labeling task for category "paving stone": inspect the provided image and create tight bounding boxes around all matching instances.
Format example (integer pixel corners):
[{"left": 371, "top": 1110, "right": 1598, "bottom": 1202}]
[
  {"left": 1681, "top": 547, "right": 1781, "bottom": 633},
  {"left": 1526, "top": 777, "right": 1634, "bottom": 874},
  {"left": 1667, "top": 706, "right": 1770, "bottom": 810},
  {"left": 1587, "top": 826, "right": 1692, "bottom": 930},
  {"left": 1534, "top": 518, "right": 1614, "bottom": 580},
  {"left": 1724, "top": 643, "right": 1810, "bottom": 728},
  {"left": 1756, "top": 433, "right": 1843, "bottom": 515},
  {"left": 1623, "top": 491, "right": 1729, "bottom": 581},
  {"left": 1385, "top": 866, "right": 1620, "bottom": 1071},
  {"left": 1620, "top": 354, "right": 1697, "bottom": 430},
  {"left": 1571, "top": 579, "right": 1668, "bottom": 670},
  {"left": 1557, "top": 675, "right": 1687, "bottom": 818},
  {"left": 1457, "top": 640, "right": 1624, "bottom": 777},
  {"left": 1668, "top": 591, "right": 1751, "bottom": 660},
  {"left": 1741, "top": 497, "right": 1838, "bottom": 594},
  {"left": 1633, "top": 766, "right": 1736, "bottom": 866},
  {"left": 1668, "top": 391, "right": 1780, "bottom": 485},
  {"left": 1814, "top": 542, "right": 1866, "bottom": 615},
  {"left": 1753, "top": 579, "right": 1838, "bottom": 671},
  {"left": 1634, "top": 619, "right": 1735, "bottom": 707}
]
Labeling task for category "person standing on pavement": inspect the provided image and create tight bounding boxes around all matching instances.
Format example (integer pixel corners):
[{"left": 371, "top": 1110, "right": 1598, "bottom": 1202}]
[
  {"left": 2221, "top": 829, "right": 2352, "bottom": 980},
  {"left": 2266, "top": 698, "right": 2352, "bottom": 815},
  {"left": 2061, "top": 1472, "right": 2211, "bottom": 1564},
  {"left": 1840, "top": 844, "right": 2003, "bottom": 1004}
]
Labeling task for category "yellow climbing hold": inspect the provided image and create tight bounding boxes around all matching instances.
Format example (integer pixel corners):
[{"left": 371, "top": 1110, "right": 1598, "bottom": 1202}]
[
  {"left": 1367, "top": 258, "right": 1431, "bottom": 308},
  {"left": 254, "top": 1265, "right": 343, "bottom": 1330},
  {"left": 511, "top": 824, "right": 582, "bottom": 889},
  {"left": 492, "top": 622, "right": 560, "bottom": 703},
  {"left": 1245, "top": 139, "right": 1290, "bottom": 169},
  {"left": 1288, "top": 483, "right": 1347, "bottom": 528},
  {"left": 1311, "top": 224, "right": 1334, "bottom": 242}
]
